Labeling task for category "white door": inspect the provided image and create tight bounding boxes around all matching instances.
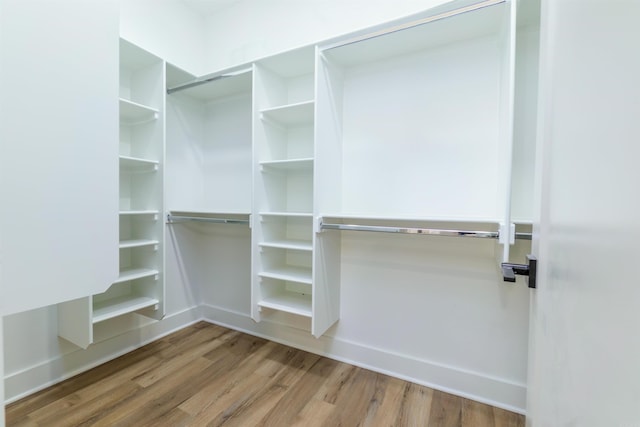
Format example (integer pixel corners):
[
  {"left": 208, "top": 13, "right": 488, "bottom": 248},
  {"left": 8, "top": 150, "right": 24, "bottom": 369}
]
[
  {"left": 526, "top": 0, "right": 640, "bottom": 425},
  {"left": 0, "top": 0, "right": 119, "bottom": 316}
]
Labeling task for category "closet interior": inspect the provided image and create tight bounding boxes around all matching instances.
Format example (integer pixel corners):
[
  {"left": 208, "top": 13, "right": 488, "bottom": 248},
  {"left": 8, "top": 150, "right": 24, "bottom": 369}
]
[{"left": 46, "top": 0, "right": 538, "bottom": 412}]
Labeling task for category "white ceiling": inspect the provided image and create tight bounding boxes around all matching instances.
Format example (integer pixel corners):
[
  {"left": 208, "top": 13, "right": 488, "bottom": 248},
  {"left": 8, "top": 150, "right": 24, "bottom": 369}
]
[{"left": 181, "top": 0, "right": 242, "bottom": 15}]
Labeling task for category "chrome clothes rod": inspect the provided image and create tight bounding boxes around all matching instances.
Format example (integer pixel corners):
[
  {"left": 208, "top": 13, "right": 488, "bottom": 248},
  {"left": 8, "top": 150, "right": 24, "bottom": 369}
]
[
  {"left": 166, "top": 214, "right": 249, "bottom": 225},
  {"left": 320, "top": 221, "right": 532, "bottom": 240},
  {"left": 323, "top": 0, "right": 504, "bottom": 51},
  {"left": 167, "top": 67, "right": 252, "bottom": 95}
]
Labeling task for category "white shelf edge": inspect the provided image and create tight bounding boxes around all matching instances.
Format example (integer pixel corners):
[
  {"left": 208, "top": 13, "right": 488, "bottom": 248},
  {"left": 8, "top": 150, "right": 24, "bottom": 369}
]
[
  {"left": 259, "top": 240, "right": 313, "bottom": 251},
  {"left": 119, "top": 97, "right": 159, "bottom": 113},
  {"left": 119, "top": 210, "right": 160, "bottom": 215},
  {"left": 92, "top": 295, "right": 159, "bottom": 324},
  {"left": 260, "top": 99, "right": 314, "bottom": 114},
  {"left": 259, "top": 158, "right": 314, "bottom": 170},
  {"left": 258, "top": 266, "right": 312, "bottom": 284},
  {"left": 119, "top": 155, "right": 159, "bottom": 165},
  {"left": 114, "top": 267, "right": 159, "bottom": 284},
  {"left": 119, "top": 239, "right": 159, "bottom": 249},
  {"left": 260, "top": 212, "right": 313, "bottom": 218},
  {"left": 258, "top": 292, "right": 312, "bottom": 317}
]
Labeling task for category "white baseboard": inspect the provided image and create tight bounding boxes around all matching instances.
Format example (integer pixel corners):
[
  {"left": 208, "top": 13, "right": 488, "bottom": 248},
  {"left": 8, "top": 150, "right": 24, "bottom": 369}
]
[
  {"left": 200, "top": 303, "right": 527, "bottom": 414},
  {"left": 4, "top": 303, "right": 526, "bottom": 415},
  {"left": 4, "top": 306, "right": 203, "bottom": 404}
]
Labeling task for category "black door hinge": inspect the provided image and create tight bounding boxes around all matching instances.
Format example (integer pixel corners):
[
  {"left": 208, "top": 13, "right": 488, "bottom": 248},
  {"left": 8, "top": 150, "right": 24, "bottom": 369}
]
[{"left": 501, "top": 255, "right": 537, "bottom": 289}]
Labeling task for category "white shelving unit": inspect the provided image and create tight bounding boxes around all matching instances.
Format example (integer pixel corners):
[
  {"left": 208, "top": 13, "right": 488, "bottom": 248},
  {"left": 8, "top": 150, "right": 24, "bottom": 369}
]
[
  {"left": 58, "top": 39, "right": 165, "bottom": 349},
  {"left": 251, "top": 46, "right": 339, "bottom": 337}
]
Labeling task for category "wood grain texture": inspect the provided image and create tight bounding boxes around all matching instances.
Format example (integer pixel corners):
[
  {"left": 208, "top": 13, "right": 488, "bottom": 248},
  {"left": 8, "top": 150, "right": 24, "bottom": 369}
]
[{"left": 6, "top": 322, "right": 525, "bottom": 426}]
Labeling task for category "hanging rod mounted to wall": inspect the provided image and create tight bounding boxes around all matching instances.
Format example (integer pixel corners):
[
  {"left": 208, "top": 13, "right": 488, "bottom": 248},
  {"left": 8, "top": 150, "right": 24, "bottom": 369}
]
[
  {"left": 322, "top": 0, "right": 504, "bottom": 51},
  {"left": 166, "top": 213, "right": 250, "bottom": 225},
  {"left": 166, "top": 67, "right": 252, "bottom": 95},
  {"left": 319, "top": 219, "right": 532, "bottom": 240}
]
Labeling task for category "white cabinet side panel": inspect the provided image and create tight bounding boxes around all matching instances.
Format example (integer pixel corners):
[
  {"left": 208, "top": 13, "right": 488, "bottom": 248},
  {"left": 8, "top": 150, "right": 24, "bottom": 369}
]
[{"left": 0, "top": 0, "right": 119, "bottom": 315}]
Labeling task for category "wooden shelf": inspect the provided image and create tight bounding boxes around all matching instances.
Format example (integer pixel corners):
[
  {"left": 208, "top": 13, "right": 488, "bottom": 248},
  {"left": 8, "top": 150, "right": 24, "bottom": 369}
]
[
  {"left": 259, "top": 239, "right": 312, "bottom": 252},
  {"left": 119, "top": 98, "right": 158, "bottom": 124},
  {"left": 119, "top": 155, "right": 159, "bottom": 172},
  {"left": 258, "top": 266, "right": 312, "bottom": 284},
  {"left": 119, "top": 239, "right": 159, "bottom": 249},
  {"left": 92, "top": 295, "right": 159, "bottom": 324},
  {"left": 261, "top": 100, "right": 314, "bottom": 126},
  {"left": 260, "top": 158, "right": 314, "bottom": 171},
  {"left": 114, "top": 267, "right": 159, "bottom": 284},
  {"left": 258, "top": 291, "right": 312, "bottom": 317}
]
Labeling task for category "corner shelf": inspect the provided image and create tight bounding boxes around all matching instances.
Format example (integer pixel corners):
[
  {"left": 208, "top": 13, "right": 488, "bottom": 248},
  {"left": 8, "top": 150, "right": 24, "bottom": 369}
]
[
  {"left": 119, "top": 155, "right": 159, "bottom": 172},
  {"left": 92, "top": 295, "right": 160, "bottom": 324},
  {"left": 119, "top": 210, "right": 159, "bottom": 216},
  {"left": 258, "top": 292, "right": 312, "bottom": 317},
  {"left": 260, "top": 158, "right": 314, "bottom": 170},
  {"left": 260, "top": 212, "right": 313, "bottom": 218},
  {"left": 258, "top": 266, "right": 312, "bottom": 285},
  {"left": 261, "top": 100, "right": 314, "bottom": 126},
  {"left": 114, "top": 267, "right": 159, "bottom": 284},
  {"left": 119, "top": 98, "right": 159, "bottom": 124},
  {"left": 259, "top": 239, "right": 312, "bottom": 252},
  {"left": 119, "top": 239, "right": 159, "bottom": 249}
]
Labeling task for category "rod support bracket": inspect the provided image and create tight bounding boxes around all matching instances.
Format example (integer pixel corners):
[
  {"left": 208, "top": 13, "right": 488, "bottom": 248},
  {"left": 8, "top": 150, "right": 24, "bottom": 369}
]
[{"left": 501, "top": 254, "right": 537, "bottom": 288}]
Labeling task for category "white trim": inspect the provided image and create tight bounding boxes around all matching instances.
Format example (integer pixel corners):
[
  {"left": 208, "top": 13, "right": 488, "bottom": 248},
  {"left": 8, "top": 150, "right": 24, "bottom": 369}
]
[
  {"left": 4, "top": 303, "right": 526, "bottom": 414},
  {"left": 200, "top": 303, "right": 527, "bottom": 414},
  {"left": 3, "top": 306, "right": 202, "bottom": 404}
]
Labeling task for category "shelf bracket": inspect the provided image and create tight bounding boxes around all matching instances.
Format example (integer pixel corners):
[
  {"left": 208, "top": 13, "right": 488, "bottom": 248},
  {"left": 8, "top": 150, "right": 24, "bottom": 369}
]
[{"left": 501, "top": 255, "right": 537, "bottom": 289}]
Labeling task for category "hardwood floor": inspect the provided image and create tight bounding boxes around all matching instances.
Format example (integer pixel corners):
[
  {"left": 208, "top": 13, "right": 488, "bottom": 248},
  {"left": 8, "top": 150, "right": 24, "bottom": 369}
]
[{"left": 6, "top": 322, "right": 525, "bottom": 426}]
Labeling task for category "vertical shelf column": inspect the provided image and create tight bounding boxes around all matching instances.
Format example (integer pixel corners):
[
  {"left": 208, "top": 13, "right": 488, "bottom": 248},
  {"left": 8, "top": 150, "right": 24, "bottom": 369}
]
[
  {"left": 58, "top": 39, "right": 166, "bottom": 349},
  {"left": 252, "top": 46, "right": 340, "bottom": 336}
]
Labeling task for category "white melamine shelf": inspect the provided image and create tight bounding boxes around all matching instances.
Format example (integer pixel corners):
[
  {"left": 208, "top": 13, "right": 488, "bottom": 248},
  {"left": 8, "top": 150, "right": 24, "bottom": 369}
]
[
  {"left": 258, "top": 291, "right": 312, "bottom": 317},
  {"left": 119, "top": 239, "right": 159, "bottom": 249},
  {"left": 119, "top": 210, "right": 159, "bottom": 216},
  {"left": 320, "top": 213, "right": 502, "bottom": 224},
  {"left": 260, "top": 212, "right": 313, "bottom": 218},
  {"left": 119, "top": 155, "right": 159, "bottom": 172},
  {"left": 261, "top": 100, "right": 314, "bottom": 126},
  {"left": 92, "top": 295, "right": 159, "bottom": 324},
  {"left": 114, "top": 267, "right": 159, "bottom": 284},
  {"left": 260, "top": 158, "right": 314, "bottom": 171},
  {"left": 119, "top": 98, "right": 159, "bottom": 124},
  {"left": 259, "top": 239, "right": 313, "bottom": 251},
  {"left": 258, "top": 266, "right": 312, "bottom": 284}
]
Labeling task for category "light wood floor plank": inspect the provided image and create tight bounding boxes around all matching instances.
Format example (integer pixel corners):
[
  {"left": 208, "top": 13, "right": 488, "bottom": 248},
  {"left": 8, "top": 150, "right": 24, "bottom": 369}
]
[{"left": 6, "top": 322, "right": 525, "bottom": 427}]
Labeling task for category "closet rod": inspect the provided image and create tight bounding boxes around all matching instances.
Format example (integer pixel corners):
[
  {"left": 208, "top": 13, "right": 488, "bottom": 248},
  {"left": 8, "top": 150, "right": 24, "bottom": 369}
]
[
  {"left": 166, "top": 67, "right": 252, "bottom": 95},
  {"left": 323, "top": 0, "right": 504, "bottom": 51},
  {"left": 320, "top": 221, "right": 532, "bottom": 241},
  {"left": 166, "top": 214, "right": 249, "bottom": 225}
]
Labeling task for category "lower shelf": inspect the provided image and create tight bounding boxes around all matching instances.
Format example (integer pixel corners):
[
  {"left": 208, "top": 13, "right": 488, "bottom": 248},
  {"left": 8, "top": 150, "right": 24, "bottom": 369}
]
[
  {"left": 114, "top": 267, "right": 159, "bottom": 284},
  {"left": 92, "top": 295, "right": 159, "bottom": 324},
  {"left": 258, "top": 291, "right": 312, "bottom": 317}
]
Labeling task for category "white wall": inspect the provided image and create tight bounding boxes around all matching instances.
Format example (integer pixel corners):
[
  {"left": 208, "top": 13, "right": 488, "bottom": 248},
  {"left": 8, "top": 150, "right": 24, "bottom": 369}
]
[
  {"left": 203, "top": 0, "right": 452, "bottom": 72},
  {"left": 3, "top": 0, "right": 532, "bottom": 416},
  {"left": 120, "top": 0, "right": 207, "bottom": 75}
]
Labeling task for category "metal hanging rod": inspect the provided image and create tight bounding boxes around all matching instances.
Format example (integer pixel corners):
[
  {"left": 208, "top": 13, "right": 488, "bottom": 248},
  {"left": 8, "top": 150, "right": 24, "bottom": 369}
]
[
  {"left": 322, "top": 0, "right": 504, "bottom": 51},
  {"left": 167, "top": 67, "right": 252, "bottom": 95},
  {"left": 166, "top": 214, "right": 249, "bottom": 225},
  {"left": 320, "top": 221, "right": 532, "bottom": 241}
]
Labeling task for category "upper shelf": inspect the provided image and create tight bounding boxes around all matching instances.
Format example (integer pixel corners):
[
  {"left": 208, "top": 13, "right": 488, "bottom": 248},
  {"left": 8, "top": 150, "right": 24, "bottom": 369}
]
[
  {"left": 119, "top": 98, "right": 159, "bottom": 124},
  {"left": 119, "top": 155, "right": 159, "bottom": 172},
  {"left": 261, "top": 100, "right": 314, "bottom": 126},
  {"left": 322, "top": 1, "right": 506, "bottom": 68},
  {"left": 260, "top": 158, "right": 314, "bottom": 171}
]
